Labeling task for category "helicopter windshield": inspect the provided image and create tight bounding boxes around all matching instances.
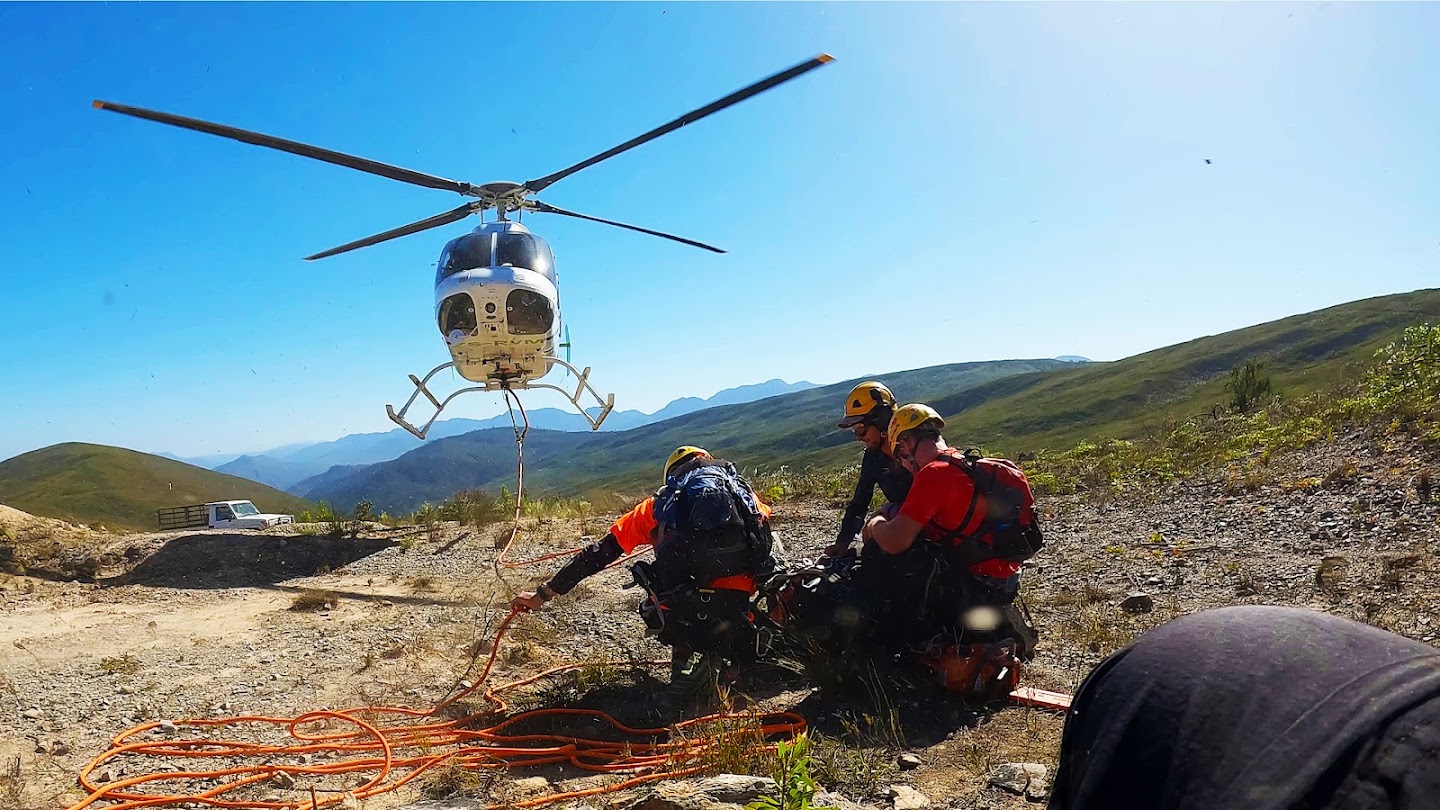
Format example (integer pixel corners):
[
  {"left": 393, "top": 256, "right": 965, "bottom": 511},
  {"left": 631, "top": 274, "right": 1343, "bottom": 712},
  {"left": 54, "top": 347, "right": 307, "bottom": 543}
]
[
  {"left": 438, "top": 293, "right": 478, "bottom": 338},
  {"left": 496, "top": 233, "right": 554, "bottom": 279},
  {"left": 437, "top": 233, "right": 493, "bottom": 282},
  {"left": 506, "top": 289, "right": 554, "bottom": 336}
]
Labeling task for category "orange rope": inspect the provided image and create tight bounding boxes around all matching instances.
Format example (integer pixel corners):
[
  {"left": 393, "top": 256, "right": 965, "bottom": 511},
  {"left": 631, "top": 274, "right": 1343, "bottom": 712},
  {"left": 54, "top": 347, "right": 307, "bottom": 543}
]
[
  {"left": 67, "top": 605, "right": 805, "bottom": 810},
  {"left": 68, "top": 389, "right": 804, "bottom": 810},
  {"left": 492, "top": 387, "right": 648, "bottom": 571}
]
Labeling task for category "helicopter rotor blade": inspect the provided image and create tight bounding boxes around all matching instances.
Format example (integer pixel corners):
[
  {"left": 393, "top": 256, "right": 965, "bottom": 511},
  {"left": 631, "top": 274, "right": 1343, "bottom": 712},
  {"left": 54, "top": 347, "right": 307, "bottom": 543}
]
[
  {"left": 304, "top": 202, "right": 481, "bottom": 261},
  {"left": 523, "top": 53, "right": 834, "bottom": 194},
  {"left": 92, "top": 100, "right": 480, "bottom": 197},
  {"left": 533, "top": 201, "right": 725, "bottom": 254}
]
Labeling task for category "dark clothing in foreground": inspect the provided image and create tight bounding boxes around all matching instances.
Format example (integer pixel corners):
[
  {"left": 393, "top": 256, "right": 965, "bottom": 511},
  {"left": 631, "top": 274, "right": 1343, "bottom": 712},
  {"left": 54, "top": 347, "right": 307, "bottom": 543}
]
[
  {"left": 836, "top": 446, "right": 913, "bottom": 545},
  {"left": 1049, "top": 605, "right": 1440, "bottom": 810}
]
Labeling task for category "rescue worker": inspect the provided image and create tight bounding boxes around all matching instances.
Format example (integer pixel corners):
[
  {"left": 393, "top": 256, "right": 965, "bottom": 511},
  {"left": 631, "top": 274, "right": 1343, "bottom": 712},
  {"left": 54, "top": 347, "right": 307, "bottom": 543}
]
[
  {"left": 825, "top": 381, "right": 913, "bottom": 558},
  {"left": 512, "top": 445, "right": 776, "bottom": 708},
  {"left": 861, "top": 404, "right": 1031, "bottom": 651}
]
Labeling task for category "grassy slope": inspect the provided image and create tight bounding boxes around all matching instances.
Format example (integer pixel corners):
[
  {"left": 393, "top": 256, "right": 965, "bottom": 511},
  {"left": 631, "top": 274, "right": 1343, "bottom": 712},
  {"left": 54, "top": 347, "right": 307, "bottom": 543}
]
[
  {"left": 940, "top": 288, "right": 1440, "bottom": 455},
  {"left": 0, "top": 443, "right": 316, "bottom": 532},
  {"left": 572, "top": 287, "right": 1440, "bottom": 488},
  {"left": 315, "top": 359, "right": 1072, "bottom": 512}
]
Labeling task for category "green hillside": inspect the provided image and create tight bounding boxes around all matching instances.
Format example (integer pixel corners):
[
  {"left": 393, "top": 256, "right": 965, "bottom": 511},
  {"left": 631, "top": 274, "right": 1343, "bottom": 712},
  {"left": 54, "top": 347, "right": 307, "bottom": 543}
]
[
  {"left": 940, "top": 287, "right": 1440, "bottom": 454},
  {"left": 313, "top": 288, "right": 1440, "bottom": 513},
  {"left": 0, "top": 443, "right": 316, "bottom": 532},
  {"left": 314, "top": 359, "right": 1073, "bottom": 512}
]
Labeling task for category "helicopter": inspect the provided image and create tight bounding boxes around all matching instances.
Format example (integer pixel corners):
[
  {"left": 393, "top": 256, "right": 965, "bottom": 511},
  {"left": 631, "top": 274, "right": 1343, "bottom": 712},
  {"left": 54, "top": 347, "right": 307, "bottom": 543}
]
[{"left": 93, "top": 54, "right": 834, "bottom": 439}]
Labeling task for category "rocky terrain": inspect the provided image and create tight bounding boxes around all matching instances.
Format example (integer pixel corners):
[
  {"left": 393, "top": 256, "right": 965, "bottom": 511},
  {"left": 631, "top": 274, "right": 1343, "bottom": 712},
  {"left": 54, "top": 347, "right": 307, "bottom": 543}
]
[{"left": 1, "top": 427, "right": 1437, "bottom": 810}]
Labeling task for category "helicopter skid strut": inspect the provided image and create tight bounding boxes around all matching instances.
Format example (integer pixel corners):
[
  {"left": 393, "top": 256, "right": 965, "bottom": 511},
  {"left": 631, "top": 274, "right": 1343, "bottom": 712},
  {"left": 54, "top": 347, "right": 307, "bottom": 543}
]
[{"left": 386, "top": 359, "right": 616, "bottom": 440}]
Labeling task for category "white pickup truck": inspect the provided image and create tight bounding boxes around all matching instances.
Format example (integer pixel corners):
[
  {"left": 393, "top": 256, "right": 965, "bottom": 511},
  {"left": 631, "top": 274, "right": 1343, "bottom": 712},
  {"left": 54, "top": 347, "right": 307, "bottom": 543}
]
[{"left": 156, "top": 500, "right": 295, "bottom": 531}]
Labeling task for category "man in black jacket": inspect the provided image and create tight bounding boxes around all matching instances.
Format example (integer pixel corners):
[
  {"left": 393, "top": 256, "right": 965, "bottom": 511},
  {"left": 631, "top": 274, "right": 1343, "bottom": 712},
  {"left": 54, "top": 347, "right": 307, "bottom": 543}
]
[{"left": 826, "top": 381, "right": 912, "bottom": 558}]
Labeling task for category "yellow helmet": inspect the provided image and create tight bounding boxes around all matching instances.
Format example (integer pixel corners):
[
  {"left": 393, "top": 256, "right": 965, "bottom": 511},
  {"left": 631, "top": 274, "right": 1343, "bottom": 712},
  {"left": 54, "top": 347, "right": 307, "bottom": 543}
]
[
  {"left": 837, "top": 381, "right": 896, "bottom": 429},
  {"left": 887, "top": 404, "right": 946, "bottom": 454},
  {"left": 663, "top": 445, "right": 711, "bottom": 481}
]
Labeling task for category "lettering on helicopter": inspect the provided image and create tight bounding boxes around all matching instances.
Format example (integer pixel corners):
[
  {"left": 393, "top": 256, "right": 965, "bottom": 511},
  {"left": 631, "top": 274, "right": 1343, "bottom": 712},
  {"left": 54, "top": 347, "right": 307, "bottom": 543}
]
[{"left": 93, "top": 53, "right": 834, "bottom": 438}]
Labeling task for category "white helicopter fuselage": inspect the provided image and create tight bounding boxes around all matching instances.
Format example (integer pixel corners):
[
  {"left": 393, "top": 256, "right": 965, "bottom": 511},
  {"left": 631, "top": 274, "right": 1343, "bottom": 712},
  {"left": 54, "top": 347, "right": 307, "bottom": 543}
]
[{"left": 432, "top": 221, "right": 564, "bottom": 387}]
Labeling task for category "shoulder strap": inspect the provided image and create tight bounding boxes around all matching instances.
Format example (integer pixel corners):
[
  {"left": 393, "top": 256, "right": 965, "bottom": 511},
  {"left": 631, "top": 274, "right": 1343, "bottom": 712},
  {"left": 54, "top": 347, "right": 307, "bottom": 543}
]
[{"left": 929, "top": 452, "right": 987, "bottom": 542}]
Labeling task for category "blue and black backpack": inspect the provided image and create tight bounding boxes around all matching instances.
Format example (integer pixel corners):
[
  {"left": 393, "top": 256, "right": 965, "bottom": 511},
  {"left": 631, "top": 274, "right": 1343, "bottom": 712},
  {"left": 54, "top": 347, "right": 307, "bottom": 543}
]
[{"left": 649, "top": 459, "right": 774, "bottom": 590}]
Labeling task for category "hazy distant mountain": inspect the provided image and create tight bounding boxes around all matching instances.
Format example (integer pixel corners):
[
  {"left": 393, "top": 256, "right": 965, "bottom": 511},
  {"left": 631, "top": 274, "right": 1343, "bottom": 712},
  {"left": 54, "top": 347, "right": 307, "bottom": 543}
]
[
  {"left": 212, "top": 455, "right": 315, "bottom": 492},
  {"left": 289, "top": 464, "right": 372, "bottom": 500},
  {"left": 1055, "top": 355, "right": 1092, "bottom": 363},
  {"left": 196, "top": 378, "right": 816, "bottom": 490}
]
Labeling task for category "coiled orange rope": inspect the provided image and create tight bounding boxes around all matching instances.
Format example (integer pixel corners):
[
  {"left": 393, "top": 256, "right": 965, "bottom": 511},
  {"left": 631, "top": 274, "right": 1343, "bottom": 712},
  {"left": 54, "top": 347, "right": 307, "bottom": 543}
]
[
  {"left": 68, "top": 389, "right": 803, "bottom": 810},
  {"left": 68, "top": 607, "right": 805, "bottom": 810}
]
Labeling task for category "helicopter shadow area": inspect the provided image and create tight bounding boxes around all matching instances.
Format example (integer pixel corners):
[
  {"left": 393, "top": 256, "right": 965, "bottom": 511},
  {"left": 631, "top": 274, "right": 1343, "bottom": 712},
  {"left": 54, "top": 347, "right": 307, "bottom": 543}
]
[{"left": 102, "top": 532, "right": 396, "bottom": 590}]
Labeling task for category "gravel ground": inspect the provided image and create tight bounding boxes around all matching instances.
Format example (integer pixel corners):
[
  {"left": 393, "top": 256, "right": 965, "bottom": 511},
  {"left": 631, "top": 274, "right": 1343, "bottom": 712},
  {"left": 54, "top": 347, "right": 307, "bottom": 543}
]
[{"left": 2, "top": 427, "right": 1437, "bottom": 810}]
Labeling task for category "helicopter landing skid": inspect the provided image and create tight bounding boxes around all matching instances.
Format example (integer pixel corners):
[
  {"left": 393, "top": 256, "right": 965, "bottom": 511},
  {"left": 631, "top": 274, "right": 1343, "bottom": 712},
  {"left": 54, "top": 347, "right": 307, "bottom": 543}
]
[{"left": 385, "top": 360, "right": 616, "bottom": 440}]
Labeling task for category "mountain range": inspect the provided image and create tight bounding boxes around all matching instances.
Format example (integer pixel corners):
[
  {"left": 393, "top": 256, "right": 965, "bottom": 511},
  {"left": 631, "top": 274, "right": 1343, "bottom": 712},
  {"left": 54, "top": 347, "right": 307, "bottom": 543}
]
[
  {"left": 6, "top": 291, "right": 1438, "bottom": 531},
  {"left": 199, "top": 378, "right": 818, "bottom": 490},
  {"left": 297, "top": 288, "right": 1440, "bottom": 513}
]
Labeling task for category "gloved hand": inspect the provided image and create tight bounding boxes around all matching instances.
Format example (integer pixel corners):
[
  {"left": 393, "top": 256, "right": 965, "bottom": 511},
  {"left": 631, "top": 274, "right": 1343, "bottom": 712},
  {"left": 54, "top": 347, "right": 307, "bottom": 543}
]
[{"left": 511, "top": 587, "right": 551, "bottom": 612}]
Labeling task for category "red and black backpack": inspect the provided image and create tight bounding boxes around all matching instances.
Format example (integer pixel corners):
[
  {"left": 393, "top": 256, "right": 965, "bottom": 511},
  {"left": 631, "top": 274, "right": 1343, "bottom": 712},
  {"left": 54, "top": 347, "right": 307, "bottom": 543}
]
[{"left": 931, "top": 449, "right": 1045, "bottom": 564}]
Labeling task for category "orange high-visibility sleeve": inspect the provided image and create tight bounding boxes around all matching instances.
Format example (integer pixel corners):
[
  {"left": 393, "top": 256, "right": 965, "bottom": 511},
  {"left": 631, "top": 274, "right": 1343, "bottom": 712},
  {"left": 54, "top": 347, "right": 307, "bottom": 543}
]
[{"left": 609, "top": 496, "right": 658, "bottom": 554}]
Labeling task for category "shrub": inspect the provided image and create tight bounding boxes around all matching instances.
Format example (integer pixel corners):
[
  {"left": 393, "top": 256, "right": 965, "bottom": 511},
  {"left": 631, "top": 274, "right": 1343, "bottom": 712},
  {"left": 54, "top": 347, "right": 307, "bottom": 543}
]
[{"left": 1227, "top": 358, "right": 1274, "bottom": 413}]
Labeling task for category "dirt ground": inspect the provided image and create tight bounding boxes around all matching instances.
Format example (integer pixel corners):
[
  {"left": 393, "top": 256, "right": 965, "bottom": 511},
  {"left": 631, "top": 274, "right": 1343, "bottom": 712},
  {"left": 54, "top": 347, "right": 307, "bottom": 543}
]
[{"left": 2, "top": 428, "right": 1438, "bottom": 810}]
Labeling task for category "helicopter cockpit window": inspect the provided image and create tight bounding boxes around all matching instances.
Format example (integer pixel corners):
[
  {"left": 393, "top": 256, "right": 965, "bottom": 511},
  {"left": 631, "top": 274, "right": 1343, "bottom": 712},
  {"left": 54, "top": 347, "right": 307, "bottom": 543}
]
[
  {"left": 506, "top": 289, "right": 554, "bottom": 336},
  {"left": 436, "top": 233, "right": 493, "bottom": 282},
  {"left": 496, "top": 233, "right": 554, "bottom": 278},
  {"left": 438, "top": 293, "right": 478, "bottom": 338}
]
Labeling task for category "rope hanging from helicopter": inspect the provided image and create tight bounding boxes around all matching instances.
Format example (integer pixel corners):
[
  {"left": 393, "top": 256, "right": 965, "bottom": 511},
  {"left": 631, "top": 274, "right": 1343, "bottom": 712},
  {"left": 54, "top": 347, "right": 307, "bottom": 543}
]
[{"left": 492, "top": 385, "right": 650, "bottom": 572}]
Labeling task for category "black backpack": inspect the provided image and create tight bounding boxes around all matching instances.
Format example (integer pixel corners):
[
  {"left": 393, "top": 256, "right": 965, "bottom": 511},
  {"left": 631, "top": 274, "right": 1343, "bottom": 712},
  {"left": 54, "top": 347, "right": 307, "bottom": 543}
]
[{"left": 649, "top": 459, "right": 774, "bottom": 590}]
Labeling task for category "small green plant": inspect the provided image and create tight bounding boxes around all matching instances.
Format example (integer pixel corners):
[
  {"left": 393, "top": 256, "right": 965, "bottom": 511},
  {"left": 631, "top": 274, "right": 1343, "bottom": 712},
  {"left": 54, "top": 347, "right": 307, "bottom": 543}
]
[
  {"left": 746, "top": 734, "right": 838, "bottom": 810},
  {"left": 353, "top": 500, "right": 376, "bottom": 523}
]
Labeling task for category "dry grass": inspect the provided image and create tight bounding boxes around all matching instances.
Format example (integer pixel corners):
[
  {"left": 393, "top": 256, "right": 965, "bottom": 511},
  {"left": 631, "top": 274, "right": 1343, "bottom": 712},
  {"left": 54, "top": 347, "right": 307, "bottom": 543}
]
[
  {"left": 667, "top": 712, "right": 773, "bottom": 777},
  {"left": 808, "top": 733, "right": 898, "bottom": 795},
  {"left": 289, "top": 589, "right": 340, "bottom": 612},
  {"left": 415, "top": 759, "right": 501, "bottom": 801},
  {"left": 914, "top": 708, "right": 1065, "bottom": 806},
  {"left": 98, "top": 653, "right": 143, "bottom": 675}
]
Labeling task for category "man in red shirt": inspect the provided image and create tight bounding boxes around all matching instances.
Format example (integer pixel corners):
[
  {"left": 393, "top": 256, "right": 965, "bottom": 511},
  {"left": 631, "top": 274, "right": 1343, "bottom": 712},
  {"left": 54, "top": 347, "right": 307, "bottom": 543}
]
[{"left": 862, "top": 404, "right": 1025, "bottom": 646}]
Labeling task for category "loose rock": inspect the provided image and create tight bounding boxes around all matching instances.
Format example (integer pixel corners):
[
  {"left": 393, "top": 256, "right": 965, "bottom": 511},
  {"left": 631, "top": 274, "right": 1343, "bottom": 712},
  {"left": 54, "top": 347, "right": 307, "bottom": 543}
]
[
  {"left": 888, "top": 784, "right": 931, "bottom": 810},
  {"left": 988, "top": 762, "right": 1050, "bottom": 800},
  {"left": 897, "top": 752, "right": 923, "bottom": 770},
  {"left": 1120, "top": 592, "right": 1154, "bottom": 614},
  {"left": 696, "top": 774, "right": 776, "bottom": 803}
]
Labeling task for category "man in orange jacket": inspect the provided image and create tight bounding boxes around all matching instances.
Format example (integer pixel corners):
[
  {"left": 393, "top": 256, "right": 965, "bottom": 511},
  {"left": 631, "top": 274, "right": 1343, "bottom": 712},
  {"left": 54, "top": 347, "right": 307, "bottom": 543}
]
[
  {"left": 512, "top": 445, "right": 776, "bottom": 705},
  {"left": 511, "top": 446, "right": 773, "bottom": 610}
]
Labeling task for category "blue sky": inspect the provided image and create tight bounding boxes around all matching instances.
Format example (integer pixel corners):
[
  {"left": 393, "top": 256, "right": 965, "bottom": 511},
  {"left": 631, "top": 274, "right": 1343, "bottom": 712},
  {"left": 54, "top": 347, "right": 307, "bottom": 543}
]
[{"left": 2, "top": 2, "right": 1437, "bottom": 461}]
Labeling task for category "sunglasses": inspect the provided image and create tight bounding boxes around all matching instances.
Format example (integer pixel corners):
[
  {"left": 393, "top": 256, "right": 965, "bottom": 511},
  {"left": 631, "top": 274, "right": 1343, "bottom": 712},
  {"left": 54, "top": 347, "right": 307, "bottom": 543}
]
[{"left": 851, "top": 422, "right": 875, "bottom": 436}]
